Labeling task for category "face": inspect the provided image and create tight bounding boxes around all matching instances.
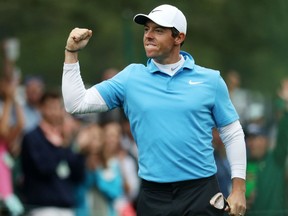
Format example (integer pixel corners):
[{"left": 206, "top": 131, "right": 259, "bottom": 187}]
[
  {"left": 25, "top": 79, "right": 44, "bottom": 104},
  {"left": 143, "top": 21, "right": 183, "bottom": 64},
  {"left": 227, "top": 71, "right": 240, "bottom": 89},
  {"left": 247, "top": 135, "right": 268, "bottom": 160},
  {"left": 103, "top": 123, "right": 122, "bottom": 155},
  {"left": 40, "top": 98, "right": 65, "bottom": 126}
]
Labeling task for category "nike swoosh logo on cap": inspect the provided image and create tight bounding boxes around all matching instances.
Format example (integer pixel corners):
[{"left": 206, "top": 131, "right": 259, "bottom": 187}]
[{"left": 151, "top": 9, "right": 162, "bottom": 13}]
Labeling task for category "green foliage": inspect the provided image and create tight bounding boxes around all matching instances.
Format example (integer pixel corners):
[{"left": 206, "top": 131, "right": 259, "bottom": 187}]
[{"left": 0, "top": 0, "right": 287, "bottom": 93}]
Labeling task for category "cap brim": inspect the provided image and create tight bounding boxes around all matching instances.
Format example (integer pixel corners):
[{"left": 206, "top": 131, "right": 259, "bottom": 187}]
[
  {"left": 133, "top": 13, "right": 173, "bottom": 28},
  {"left": 134, "top": 14, "right": 150, "bottom": 25}
]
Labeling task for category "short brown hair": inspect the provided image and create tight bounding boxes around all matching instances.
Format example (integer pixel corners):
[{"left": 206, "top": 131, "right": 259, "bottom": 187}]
[{"left": 39, "top": 90, "right": 61, "bottom": 105}]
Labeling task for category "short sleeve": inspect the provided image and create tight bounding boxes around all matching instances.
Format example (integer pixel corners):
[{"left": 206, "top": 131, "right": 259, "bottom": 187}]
[
  {"left": 95, "top": 67, "right": 130, "bottom": 110},
  {"left": 213, "top": 76, "right": 239, "bottom": 127}
]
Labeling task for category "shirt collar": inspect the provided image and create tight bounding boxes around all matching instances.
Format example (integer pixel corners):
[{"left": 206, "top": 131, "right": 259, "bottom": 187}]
[{"left": 146, "top": 51, "right": 195, "bottom": 74}]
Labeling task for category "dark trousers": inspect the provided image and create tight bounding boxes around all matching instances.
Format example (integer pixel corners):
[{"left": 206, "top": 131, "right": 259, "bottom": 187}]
[{"left": 137, "top": 175, "right": 224, "bottom": 216}]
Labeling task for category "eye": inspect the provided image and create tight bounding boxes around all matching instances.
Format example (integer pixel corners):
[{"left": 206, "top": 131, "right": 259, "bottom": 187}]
[{"left": 155, "top": 28, "right": 164, "bottom": 33}]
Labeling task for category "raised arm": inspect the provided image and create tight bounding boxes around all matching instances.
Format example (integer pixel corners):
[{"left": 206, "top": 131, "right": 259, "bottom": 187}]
[
  {"left": 0, "top": 77, "right": 24, "bottom": 146},
  {"left": 62, "top": 28, "right": 108, "bottom": 114}
]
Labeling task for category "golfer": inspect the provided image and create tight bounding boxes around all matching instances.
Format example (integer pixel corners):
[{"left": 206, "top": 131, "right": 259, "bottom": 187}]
[{"left": 62, "top": 4, "right": 246, "bottom": 216}]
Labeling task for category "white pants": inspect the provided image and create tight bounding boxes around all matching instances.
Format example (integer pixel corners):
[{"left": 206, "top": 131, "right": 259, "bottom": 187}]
[{"left": 29, "top": 207, "right": 74, "bottom": 216}]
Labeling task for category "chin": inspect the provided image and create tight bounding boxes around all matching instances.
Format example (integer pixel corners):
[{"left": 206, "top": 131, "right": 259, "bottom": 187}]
[
  {"left": 145, "top": 48, "right": 158, "bottom": 57},
  {"left": 145, "top": 52, "right": 156, "bottom": 59}
]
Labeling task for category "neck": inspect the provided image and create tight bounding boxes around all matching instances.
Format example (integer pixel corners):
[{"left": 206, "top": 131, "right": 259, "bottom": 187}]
[
  {"left": 153, "top": 49, "right": 182, "bottom": 64},
  {"left": 40, "top": 120, "right": 64, "bottom": 146},
  {"left": 152, "top": 55, "right": 185, "bottom": 76}
]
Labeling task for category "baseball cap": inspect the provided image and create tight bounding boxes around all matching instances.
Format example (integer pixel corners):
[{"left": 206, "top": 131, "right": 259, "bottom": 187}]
[
  {"left": 245, "top": 123, "right": 267, "bottom": 137},
  {"left": 134, "top": 4, "right": 187, "bottom": 35}
]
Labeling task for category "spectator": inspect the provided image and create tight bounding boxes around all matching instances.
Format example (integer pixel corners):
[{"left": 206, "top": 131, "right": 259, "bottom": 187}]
[
  {"left": 0, "top": 75, "right": 25, "bottom": 216},
  {"left": 13, "top": 76, "right": 45, "bottom": 203},
  {"left": 245, "top": 113, "right": 288, "bottom": 215},
  {"left": 106, "top": 122, "right": 139, "bottom": 214},
  {"left": 75, "top": 123, "right": 108, "bottom": 216},
  {"left": 274, "top": 77, "right": 288, "bottom": 121},
  {"left": 22, "top": 75, "right": 45, "bottom": 134},
  {"left": 225, "top": 70, "right": 250, "bottom": 126},
  {"left": 244, "top": 124, "right": 269, "bottom": 211},
  {"left": 20, "top": 91, "right": 85, "bottom": 216},
  {"left": 95, "top": 122, "right": 136, "bottom": 216},
  {"left": 269, "top": 77, "right": 288, "bottom": 152}
]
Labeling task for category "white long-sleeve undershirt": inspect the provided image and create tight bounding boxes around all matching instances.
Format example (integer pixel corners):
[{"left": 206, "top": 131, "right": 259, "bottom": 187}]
[
  {"left": 218, "top": 120, "right": 246, "bottom": 180},
  {"left": 62, "top": 62, "right": 246, "bottom": 180}
]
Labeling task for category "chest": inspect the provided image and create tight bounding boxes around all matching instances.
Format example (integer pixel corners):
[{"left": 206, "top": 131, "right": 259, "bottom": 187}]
[{"left": 125, "top": 72, "right": 215, "bottom": 114}]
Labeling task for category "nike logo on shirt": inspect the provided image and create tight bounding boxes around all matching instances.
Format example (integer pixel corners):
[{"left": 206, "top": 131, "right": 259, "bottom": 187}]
[{"left": 189, "top": 80, "right": 203, "bottom": 85}]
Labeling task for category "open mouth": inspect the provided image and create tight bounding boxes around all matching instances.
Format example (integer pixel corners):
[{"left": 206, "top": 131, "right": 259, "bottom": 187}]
[{"left": 145, "top": 43, "right": 157, "bottom": 47}]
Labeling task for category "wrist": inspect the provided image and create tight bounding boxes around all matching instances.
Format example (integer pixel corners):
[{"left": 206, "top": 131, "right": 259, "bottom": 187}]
[
  {"left": 64, "top": 49, "right": 78, "bottom": 63},
  {"left": 232, "top": 177, "right": 246, "bottom": 193},
  {"left": 65, "top": 47, "right": 81, "bottom": 52}
]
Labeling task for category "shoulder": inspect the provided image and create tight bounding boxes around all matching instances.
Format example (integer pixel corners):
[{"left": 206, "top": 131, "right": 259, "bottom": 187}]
[
  {"left": 22, "top": 126, "right": 42, "bottom": 143},
  {"left": 109, "top": 63, "right": 148, "bottom": 84},
  {"left": 111, "top": 63, "right": 146, "bottom": 78},
  {"left": 192, "top": 65, "right": 222, "bottom": 85},
  {"left": 122, "top": 63, "right": 147, "bottom": 72},
  {"left": 194, "top": 65, "right": 220, "bottom": 76},
  {"left": 24, "top": 126, "right": 42, "bottom": 136}
]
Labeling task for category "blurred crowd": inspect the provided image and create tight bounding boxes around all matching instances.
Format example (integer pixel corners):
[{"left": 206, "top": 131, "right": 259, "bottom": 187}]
[
  {"left": 0, "top": 41, "right": 139, "bottom": 216},
  {"left": 214, "top": 70, "right": 288, "bottom": 216},
  {"left": 0, "top": 39, "right": 288, "bottom": 216}
]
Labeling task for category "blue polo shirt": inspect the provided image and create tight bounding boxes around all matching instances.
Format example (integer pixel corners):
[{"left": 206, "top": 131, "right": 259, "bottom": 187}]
[{"left": 95, "top": 51, "right": 238, "bottom": 183}]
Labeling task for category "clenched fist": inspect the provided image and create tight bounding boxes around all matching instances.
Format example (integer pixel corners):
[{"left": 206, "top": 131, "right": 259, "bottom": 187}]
[{"left": 65, "top": 28, "right": 93, "bottom": 52}]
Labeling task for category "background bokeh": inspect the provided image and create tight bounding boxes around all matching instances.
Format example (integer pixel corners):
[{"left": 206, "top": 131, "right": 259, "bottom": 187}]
[
  {"left": 1, "top": 1, "right": 288, "bottom": 216},
  {"left": 0, "top": 0, "right": 287, "bottom": 93}
]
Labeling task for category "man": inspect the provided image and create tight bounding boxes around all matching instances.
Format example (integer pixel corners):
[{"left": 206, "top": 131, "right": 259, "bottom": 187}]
[
  {"left": 21, "top": 91, "right": 85, "bottom": 216},
  {"left": 0, "top": 75, "right": 25, "bottom": 216},
  {"left": 22, "top": 75, "right": 45, "bottom": 133},
  {"left": 62, "top": 4, "right": 246, "bottom": 216},
  {"left": 245, "top": 118, "right": 288, "bottom": 215}
]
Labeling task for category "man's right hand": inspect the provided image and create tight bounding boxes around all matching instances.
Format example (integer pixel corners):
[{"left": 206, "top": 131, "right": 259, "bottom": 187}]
[{"left": 65, "top": 28, "right": 93, "bottom": 52}]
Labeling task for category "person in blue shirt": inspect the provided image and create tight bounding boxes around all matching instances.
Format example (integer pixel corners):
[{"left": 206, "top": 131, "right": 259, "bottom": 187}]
[{"left": 62, "top": 4, "right": 247, "bottom": 216}]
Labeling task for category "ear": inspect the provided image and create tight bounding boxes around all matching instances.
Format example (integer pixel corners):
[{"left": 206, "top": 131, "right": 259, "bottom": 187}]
[{"left": 175, "top": 33, "right": 186, "bottom": 46}]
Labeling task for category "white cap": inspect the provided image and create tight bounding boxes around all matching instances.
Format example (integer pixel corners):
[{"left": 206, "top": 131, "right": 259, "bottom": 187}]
[{"left": 134, "top": 4, "right": 187, "bottom": 35}]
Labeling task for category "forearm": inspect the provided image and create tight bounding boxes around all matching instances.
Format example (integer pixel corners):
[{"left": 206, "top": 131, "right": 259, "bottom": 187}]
[
  {"left": 219, "top": 121, "right": 247, "bottom": 215},
  {"left": 218, "top": 120, "right": 247, "bottom": 180},
  {"left": 0, "top": 99, "right": 13, "bottom": 137},
  {"left": 231, "top": 177, "right": 246, "bottom": 193},
  {"left": 7, "top": 102, "right": 25, "bottom": 143}
]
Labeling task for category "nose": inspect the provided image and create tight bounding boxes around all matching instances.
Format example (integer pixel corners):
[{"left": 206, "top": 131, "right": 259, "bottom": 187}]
[{"left": 144, "top": 29, "right": 154, "bottom": 39}]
